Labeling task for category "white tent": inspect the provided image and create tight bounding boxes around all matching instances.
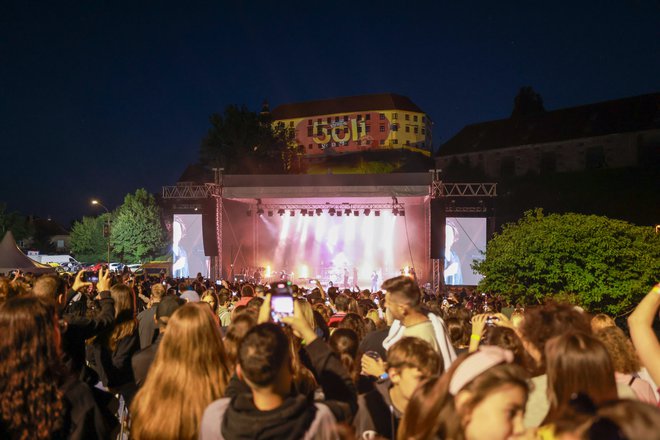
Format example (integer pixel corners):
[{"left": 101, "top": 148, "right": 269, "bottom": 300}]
[{"left": 0, "top": 231, "right": 56, "bottom": 275}]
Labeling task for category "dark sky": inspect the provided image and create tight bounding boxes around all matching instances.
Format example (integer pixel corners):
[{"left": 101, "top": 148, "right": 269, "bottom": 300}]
[{"left": 2, "top": 1, "right": 659, "bottom": 226}]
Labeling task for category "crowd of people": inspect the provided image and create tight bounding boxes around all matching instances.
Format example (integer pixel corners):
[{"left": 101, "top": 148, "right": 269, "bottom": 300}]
[{"left": 1, "top": 266, "right": 660, "bottom": 440}]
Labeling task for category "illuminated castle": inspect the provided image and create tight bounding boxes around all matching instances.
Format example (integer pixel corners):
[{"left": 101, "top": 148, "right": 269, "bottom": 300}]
[{"left": 270, "top": 93, "right": 432, "bottom": 158}]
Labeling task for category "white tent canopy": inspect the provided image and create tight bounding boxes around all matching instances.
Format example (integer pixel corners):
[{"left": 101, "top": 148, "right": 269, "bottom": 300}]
[{"left": 0, "top": 231, "right": 56, "bottom": 275}]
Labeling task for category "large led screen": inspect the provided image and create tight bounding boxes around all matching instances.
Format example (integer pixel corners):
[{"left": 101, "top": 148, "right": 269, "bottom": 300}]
[
  {"left": 172, "top": 214, "right": 210, "bottom": 278},
  {"left": 444, "top": 218, "right": 487, "bottom": 286}
]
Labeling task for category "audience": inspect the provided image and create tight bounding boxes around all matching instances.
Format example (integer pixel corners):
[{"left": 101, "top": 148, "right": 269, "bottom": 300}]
[{"left": 1, "top": 263, "right": 659, "bottom": 440}]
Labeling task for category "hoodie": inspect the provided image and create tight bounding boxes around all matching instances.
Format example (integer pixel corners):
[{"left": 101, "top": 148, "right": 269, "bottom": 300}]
[{"left": 199, "top": 337, "right": 356, "bottom": 440}]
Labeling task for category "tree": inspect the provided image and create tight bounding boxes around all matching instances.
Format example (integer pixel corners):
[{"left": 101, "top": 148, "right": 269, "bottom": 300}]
[
  {"left": 0, "top": 204, "right": 32, "bottom": 242},
  {"left": 472, "top": 209, "right": 660, "bottom": 316},
  {"left": 199, "top": 104, "right": 295, "bottom": 173},
  {"left": 70, "top": 214, "right": 110, "bottom": 262},
  {"left": 110, "top": 189, "right": 164, "bottom": 263},
  {"left": 511, "top": 86, "right": 545, "bottom": 118}
]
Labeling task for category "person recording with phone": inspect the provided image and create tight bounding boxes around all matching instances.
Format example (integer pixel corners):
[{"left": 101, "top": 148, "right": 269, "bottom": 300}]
[{"left": 200, "top": 289, "right": 357, "bottom": 439}]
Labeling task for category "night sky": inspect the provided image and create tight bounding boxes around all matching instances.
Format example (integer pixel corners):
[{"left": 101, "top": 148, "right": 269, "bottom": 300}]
[{"left": 2, "top": 1, "right": 659, "bottom": 226}]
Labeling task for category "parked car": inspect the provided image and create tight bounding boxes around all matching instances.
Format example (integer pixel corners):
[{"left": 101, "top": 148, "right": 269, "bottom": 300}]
[
  {"left": 108, "top": 262, "right": 124, "bottom": 272},
  {"left": 126, "top": 264, "right": 142, "bottom": 272}
]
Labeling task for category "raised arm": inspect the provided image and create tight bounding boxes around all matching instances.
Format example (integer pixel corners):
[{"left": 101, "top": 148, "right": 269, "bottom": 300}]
[{"left": 628, "top": 283, "right": 660, "bottom": 385}]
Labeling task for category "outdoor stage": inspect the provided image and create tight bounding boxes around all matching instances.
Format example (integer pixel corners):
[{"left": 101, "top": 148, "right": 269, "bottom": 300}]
[{"left": 162, "top": 171, "right": 496, "bottom": 291}]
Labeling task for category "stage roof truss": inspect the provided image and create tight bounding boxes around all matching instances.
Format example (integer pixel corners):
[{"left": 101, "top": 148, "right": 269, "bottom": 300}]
[{"left": 442, "top": 183, "right": 497, "bottom": 197}]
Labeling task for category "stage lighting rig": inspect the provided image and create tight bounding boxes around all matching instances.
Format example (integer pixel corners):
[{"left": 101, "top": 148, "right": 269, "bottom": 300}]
[
  {"left": 375, "top": 210, "right": 380, "bottom": 216},
  {"left": 267, "top": 210, "right": 273, "bottom": 217},
  {"left": 328, "top": 208, "right": 336, "bottom": 216},
  {"left": 278, "top": 209, "right": 285, "bottom": 216},
  {"left": 301, "top": 209, "right": 308, "bottom": 216},
  {"left": 353, "top": 210, "right": 359, "bottom": 216},
  {"left": 289, "top": 210, "right": 295, "bottom": 216},
  {"left": 364, "top": 209, "right": 371, "bottom": 216},
  {"left": 337, "top": 210, "right": 343, "bottom": 217},
  {"left": 256, "top": 208, "right": 264, "bottom": 216},
  {"left": 344, "top": 208, "right": 351, "bottom": 216},
  {"left": 316, "top": 208, "right": 323, "bottom": 216}
]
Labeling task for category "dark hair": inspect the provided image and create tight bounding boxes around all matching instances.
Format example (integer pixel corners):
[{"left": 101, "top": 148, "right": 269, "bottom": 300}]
[
  {"left": 338, "top": 313, "right": 367, "bottom": 341},
  {"left": 217, "top": 290, "right": 230, "bottom": 306},
  {"left": 246, "top": 296, "right": 264, "bottom": 314},
  {"left": 481, "top": 326, "right": 528, "bottom": 369},
  {"left": 382, "top": 276, "right": 421, "bottom": 307},
  {"left": 334, "top": 294, "right": 350, "bottom": 312},
  {"left": 238, "top": 323, "right": 289, "bottom": 387},
  {"left": 329, "top": 328, "right": 360, "bottom": 384},
  {"left": 584, "top": 400, "right": 660, "bottom": 440},
  {"left": 519, "top": 302, "right": 590, "bottom": 373},
  {"left": 544, "top": 332, "right": 618, "bottom": 425},
  {"left": 0, "top": 296, "right": 65, "bottom": 439},
  {"left": 222, "top": 313, "right": 256, "bottom": 374},
  {"left": 240, "top": 284, "right": 254, "bottom": 298},
  {"left": 446, "top": 317, "right": 470, "bottom": 348}
]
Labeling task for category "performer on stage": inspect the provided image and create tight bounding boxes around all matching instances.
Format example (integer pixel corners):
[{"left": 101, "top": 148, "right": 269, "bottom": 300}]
[
  {"left": 343, "top": 267, "right": 349, "bottom": 289},
  {"left": 371, "top": 270, "right": 379, "bottom": 293}
]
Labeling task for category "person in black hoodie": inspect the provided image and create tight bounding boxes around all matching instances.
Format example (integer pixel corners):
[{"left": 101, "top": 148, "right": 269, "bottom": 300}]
[{"left": 200, "top": 298, "right": 357, "bottom": 440}]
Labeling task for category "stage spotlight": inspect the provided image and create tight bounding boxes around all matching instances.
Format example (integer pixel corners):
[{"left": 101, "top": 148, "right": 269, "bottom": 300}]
[
  {"left": 301, "top": 209, "right": 307, "bottom": 216},
  {"left": 337, "top": 210, "right": 343, "bottom": 217},
  {"left": 344, "top": 209, "right": 351, "bottom": 216},
  {"left": 329, "top": 208, "right": 336, "bottom": 216},
  {"left": 393, "top": 208, "right": 399, "bottom": 216},
  {"left": 247, "top": 209, "right": 252, "bottom": 217},
  {"left": 257, "top": 208, "right": 264, "bottom": 216},
  {"left": 267, "top": 210, "right": 273, "bottom": 217},
  {"left": 353, "top": 210, "right": 359, "bottom": 216},
  {"left": 375, "top": 210, "right": 380, "bottom": 216},
  {"left": 364, "top": 209, "right": 370, "bottom": 216},
  {"left": 400, "top": 209, "right": 405, "bottom": 217},
  {"left": 289, "top": 210, "right": 295, "bottom": 216},
  {"left": 278, "top": 209, "right": 285, "bottom": 216},
  {"left": 316, "top": 208, "right": 322, "bottom": 216}
]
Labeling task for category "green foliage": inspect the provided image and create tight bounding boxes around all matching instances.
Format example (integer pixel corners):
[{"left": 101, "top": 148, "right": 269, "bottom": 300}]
[
  {"left": 199, "top": 104, "right": 295, "bottom": 173},
  {"left": 0, "top": 203, "right": 33, "bottom": 242},
  {"left": 70, "top": 214, "right": 110, "bottom": 262},
  {"left": 110, "top": 189, "right": 164, "bottom": 263},
  {"left": 473, "top": 209, "right": 660, "bottom": 316}
]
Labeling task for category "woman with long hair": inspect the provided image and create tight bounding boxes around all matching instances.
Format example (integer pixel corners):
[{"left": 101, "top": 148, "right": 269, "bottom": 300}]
[
  {"left": 329, "top": 328, "right": 361, "bottom": 385},
  {"left": 92, "top": 283, "right": 140, "bottom": 396},
  {"left": 0, "top": 296, "right": 109, "bottom": 439},
  {"left": 595, "top": 326, "right": 657, "bottom": 404},
  {"left": 398, "top": 346, "right": 529, "bottom": 440},
  {"left": 130, "top": 303, "right": 230, "bottom": 440},
  {"left": 543, "top": 331, "right": 618, "bottom": 426}
]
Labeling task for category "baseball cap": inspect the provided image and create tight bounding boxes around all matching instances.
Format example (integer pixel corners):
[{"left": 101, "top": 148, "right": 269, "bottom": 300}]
[{"left": 156, "top": 295, "right": 185, "bottom": 326}]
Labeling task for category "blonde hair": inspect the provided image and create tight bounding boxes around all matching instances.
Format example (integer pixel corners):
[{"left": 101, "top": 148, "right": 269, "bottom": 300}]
[
  {"left": 130, "top": 303, "right": 230, "bottom": 440},
  {"left": 296, "top": 299, "right": 316, "bottom": 330},
  {"left": 590, "top": 313, "right": 616, "bottom": 333}
]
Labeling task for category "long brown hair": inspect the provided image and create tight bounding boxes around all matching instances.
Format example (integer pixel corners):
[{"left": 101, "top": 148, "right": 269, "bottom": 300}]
[
  {"left": 130, "top": 303, "right": 230, "bottom": 440},
  {"left": 0, "top": 296, "right": 65, "bottom": 440},
  {"left": 398, "top": 352, "right": 528, "bottom": 440},
  {"left": 329, "top": 328, "right": 360, "bottom": 384},
  {"left": 544, "top": 331, "right": 618, "bottom": 425},
  {"left": 108, "top": 283, "right": 136, "bottom": 351}
]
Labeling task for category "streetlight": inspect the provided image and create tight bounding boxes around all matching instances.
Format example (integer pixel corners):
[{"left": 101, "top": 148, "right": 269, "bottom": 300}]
[{"left": 91, "top": 199, "right": 111, "bottom": 264}]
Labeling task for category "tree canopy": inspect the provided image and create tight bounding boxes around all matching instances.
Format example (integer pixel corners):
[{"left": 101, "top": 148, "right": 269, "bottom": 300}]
[
  {"left": 473, "top": 209, "right": 660, "bottom": 316},
  {"left": 70, "top": 214, "right": 111, "bottom": 262},
  {"left": 110, "top": 189, "right": 164, "bottom": 263},
  {"left": 199, "top": 104, "right": 296, "bottom": 173}
]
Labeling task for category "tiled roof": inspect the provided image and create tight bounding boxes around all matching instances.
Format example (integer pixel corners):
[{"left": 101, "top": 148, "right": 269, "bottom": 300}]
[
  {"left": 271, "top": 93, "right": 425, "bottom": 120},
  {"left": 438, "top": 93, "right": 660, "bottom": 156}
]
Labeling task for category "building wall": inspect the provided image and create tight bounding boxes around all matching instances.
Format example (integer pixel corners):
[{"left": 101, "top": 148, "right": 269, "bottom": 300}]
[
  {"left": 436, "top": 129, "right": 657, "bottom": 178},
  {"left": 273, "top": 109, "right": 432, "bottom": 157}
]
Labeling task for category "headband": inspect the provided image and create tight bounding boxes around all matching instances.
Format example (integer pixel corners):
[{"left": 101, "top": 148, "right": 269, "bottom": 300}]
[{"left": 449, "top": 346, "right": 514, "bottom": 395}]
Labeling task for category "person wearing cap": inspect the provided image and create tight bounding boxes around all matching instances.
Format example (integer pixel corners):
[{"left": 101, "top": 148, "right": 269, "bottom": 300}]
[
  {"left": 131, "top": 295, "right": 184, "bottom": 387},
  {"left": 398, "top": 346, "right": 530, "bottom": 440}
]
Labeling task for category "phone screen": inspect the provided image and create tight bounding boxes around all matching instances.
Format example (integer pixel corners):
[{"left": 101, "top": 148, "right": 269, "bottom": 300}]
[{"left": 271, "top": 296, "right": 294, "bottom": 323}]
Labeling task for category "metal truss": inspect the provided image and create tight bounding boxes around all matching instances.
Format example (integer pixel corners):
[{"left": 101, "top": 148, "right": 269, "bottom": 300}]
[
  {"left": 252, "top": 203, "right": 406, "bottom": 211},
  {"left": 441, "top": 183, "right": 497, "bottom": 197},
  {"left": 162, "top": 185, "right": 212, "bottom": 199}
]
